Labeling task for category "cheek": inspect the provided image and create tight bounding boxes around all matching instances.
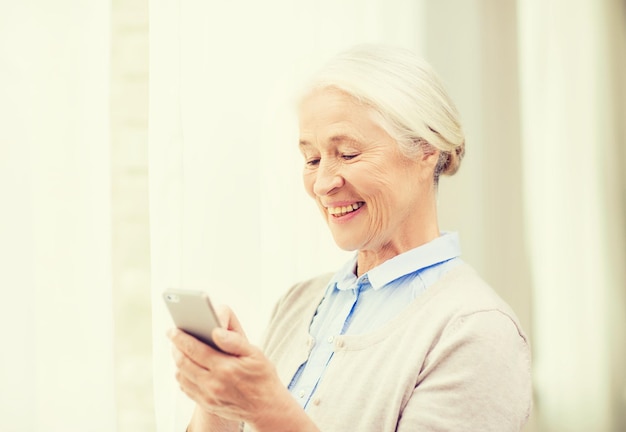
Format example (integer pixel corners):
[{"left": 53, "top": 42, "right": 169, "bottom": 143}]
[
  {"left": 354, "top": 166, "right": 394, "bottom": 204},
  {"left": 358, "top": 175, "right": 401, "bottom": 227},
  {"left": 366, "top": 197, "right": 391, "bottom": 231},
  {"left": 302, "top": 170, "right": 316, "bottom": 198}
]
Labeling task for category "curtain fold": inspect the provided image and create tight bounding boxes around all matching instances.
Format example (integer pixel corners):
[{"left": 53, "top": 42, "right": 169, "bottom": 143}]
[
  {"left": 0, "top": 3, "right": 116, "bottom": 431},
  {"left": 518, "top": 0, "right": 626, "bottom": 430}
]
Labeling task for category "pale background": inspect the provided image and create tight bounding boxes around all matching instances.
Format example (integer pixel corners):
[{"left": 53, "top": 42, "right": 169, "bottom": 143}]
[{"left": 1, "top": 1, "right": 624, "bottom": 431}]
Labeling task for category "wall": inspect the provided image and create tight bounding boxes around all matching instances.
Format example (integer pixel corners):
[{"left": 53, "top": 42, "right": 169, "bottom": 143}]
[{"left": 110, "top": 0, "right": 154, "bottom": 430}]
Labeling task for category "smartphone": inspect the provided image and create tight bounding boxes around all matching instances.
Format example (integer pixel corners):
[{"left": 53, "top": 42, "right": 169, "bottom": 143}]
[{"left": 162, "top": 288, "right": 223, "bottom": 352}]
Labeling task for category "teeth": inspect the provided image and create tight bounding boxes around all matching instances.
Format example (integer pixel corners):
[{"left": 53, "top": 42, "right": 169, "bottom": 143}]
[{"left": 328, "top": 202, "right": 364, "bottom": 216}]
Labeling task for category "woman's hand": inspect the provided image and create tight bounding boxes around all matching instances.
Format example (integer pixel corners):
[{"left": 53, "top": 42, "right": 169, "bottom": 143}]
[{"left": 168, "top": 305, "right": 319, "bottom": 432}]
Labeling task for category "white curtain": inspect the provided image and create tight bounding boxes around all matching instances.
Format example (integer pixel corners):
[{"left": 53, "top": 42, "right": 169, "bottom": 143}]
[
  {"left": 148, "top": 1, "right": 626, "bottom": 431},
  {"left": 0, "top": 2, "right": 116, "bottom": 431},
  {"left": 148, "top": 1, "right": 424, "bottom": 429},
  {"left": 518, "top": 0, "right": 626, "bottom": 430}
]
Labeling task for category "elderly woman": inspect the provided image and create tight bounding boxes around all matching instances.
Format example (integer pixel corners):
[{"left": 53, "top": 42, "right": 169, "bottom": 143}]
[{"left": 168, "top": 44, "right": 532, "bottom": 431}]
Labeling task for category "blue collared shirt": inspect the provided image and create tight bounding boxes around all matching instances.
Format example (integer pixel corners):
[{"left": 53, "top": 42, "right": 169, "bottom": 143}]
[{"left": 288, "top": 232, "right": 463, "bottom": 409}]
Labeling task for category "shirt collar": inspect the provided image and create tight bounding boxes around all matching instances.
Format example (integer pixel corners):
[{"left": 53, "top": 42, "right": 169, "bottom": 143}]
[{"left": 330, "top": 232, "right": 462, "bottom": 291}]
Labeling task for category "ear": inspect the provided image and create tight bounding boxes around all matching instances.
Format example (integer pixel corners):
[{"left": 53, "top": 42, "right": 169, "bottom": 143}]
[
  {"left": 413, "top": 138, "right": 439, "bottom": 165},
  {"left": 420, "top": 145, "right": 439, "bottom": 164},
  {"left": 417, "top": 142, "right": 441, "bottom": 182}
]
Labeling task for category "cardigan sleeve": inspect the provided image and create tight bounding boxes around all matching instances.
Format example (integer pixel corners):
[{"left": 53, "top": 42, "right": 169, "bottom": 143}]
[{"left": 397, "top": 309, "right": 532, "bottom": 432}]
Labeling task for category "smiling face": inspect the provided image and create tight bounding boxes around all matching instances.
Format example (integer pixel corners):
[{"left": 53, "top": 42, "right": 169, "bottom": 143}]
[{"left": 298, "top": 88, "right": 441, "bottom": 267}]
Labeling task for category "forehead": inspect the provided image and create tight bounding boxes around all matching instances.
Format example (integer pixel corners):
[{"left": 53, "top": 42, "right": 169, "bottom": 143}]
[{"left": 298, "top": 88, "right": 377, "bottom": 140}]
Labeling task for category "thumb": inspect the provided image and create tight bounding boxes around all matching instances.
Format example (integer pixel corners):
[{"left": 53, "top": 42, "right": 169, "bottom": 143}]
[
  {"left": 214, "top": 304, "right": 248, "bottom": 339},
  {"left": 212, "top": 327, "right": 251, "bottom": 356}
]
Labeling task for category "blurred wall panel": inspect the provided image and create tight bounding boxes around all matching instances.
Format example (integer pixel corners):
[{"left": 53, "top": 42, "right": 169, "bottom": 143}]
[
  {"left": 110, "top": 0, "right": 154, "bottom": 430},
  {"left": 424, "top": 0, "right": 533, "bottom": 341},
  {"left": 0, "top": 2, "right": 116, "bottom": 431}
]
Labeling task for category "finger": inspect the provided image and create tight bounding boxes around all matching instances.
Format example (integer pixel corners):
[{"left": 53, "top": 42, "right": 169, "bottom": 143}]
[
  {"left": 214, "top": 304, "right": 231, "bottom": 328},
  {"left": 171, "top": 345, "right": 212, "bottom": 380},
  {"left": 171, "top": 342, "right": 208, "bottom": 371},
  {"left": 171, "top": 348, "right": 231, "bottom": 413},
  {"left": 175, "top": 366, "right": 214, "bottom": 408},
  {"left": 168, "top": 328, "right": 218, "bottom": 367},
  {"left": 171, "top": 346, "right": 214, "bottom": 393},
  {"left": 175, "top": 362, "right": 202, "bottom": 395},
  {"left": 212, "top": 327, "right": 253, "bottom": 357}
]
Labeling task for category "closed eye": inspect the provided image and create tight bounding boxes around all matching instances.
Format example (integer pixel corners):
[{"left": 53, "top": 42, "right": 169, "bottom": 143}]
[
  {"left": 342, "top": 154, "right": 358, "bottom": 161},
  {"left": 305, "top": 158, "right": 320, "bottom": 167}
]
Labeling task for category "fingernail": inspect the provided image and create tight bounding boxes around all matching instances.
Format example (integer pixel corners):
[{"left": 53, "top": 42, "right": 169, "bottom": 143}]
[{"left": 166, "top": 328, "right": 175, "bottom": 339}]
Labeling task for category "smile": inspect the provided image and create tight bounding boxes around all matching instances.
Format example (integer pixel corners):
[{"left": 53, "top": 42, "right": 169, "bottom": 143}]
[{"left": 327, "top": 202, "right": 365, "bottom": 217}]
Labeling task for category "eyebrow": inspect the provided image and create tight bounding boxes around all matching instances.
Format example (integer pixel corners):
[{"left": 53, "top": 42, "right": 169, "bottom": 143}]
[
  {"left": 298, "top": 135, "right": 359, "bottom": 148},
  {"left": 330, "top": 135, "right": 357, "bottom": 144}
]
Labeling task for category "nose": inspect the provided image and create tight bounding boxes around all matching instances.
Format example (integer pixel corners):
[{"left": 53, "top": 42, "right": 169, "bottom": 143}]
[{"left": 313, "top": 160, "right": 344, "bottom": 196}]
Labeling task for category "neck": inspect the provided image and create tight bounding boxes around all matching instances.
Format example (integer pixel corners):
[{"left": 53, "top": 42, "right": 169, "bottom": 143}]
[
  {"left": 355, "top": 180, "right": 440, "bottom": 276},
  {"left": 356, "top": 224, "right": 440, "bottom": 276}
]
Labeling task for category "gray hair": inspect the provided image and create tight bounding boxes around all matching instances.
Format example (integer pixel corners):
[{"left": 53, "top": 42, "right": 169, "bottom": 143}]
[{"left": 303, "top": 44, "right": 465, "bottom": 180}]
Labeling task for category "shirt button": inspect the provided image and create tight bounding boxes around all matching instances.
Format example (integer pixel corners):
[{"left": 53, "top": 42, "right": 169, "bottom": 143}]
[
  {"left": 335, "top": 339, "right": 344, "bottom": 348},
  {"left": 312, "top": 398, "right": 321, "bottom": 406},
  {"left": 327, "top": 336, "right": 334, "bottom": 343},
  {"left": 298, "top": 390, "right": 305, "bottom": 398}
]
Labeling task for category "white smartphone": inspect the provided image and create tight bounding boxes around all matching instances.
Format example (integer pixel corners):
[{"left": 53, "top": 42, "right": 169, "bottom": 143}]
[{"left": 162, "top": 288, "right": 223, "bottom": 352}]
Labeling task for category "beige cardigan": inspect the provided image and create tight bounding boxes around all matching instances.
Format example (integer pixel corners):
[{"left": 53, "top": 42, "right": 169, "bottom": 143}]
[{"left": 246, "top": 263, "right": 532, "bottom": 431}]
